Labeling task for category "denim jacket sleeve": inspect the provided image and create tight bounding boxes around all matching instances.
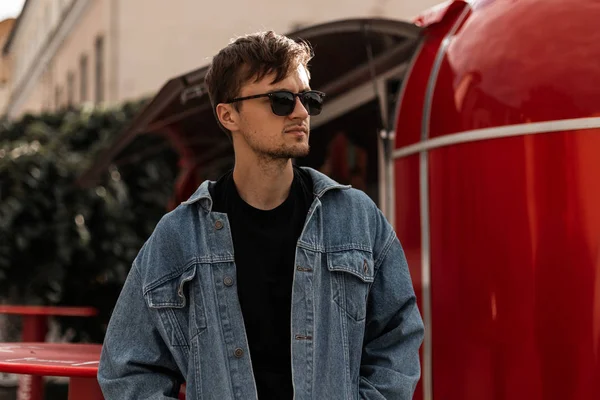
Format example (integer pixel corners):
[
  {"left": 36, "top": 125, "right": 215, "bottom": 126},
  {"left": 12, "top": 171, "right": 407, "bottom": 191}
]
[
  {"left": 97, "top": 261, "right": 183, "bottom": 399},
  {"left": 359, "top": 226, "right": 425, "bottom": 400}
]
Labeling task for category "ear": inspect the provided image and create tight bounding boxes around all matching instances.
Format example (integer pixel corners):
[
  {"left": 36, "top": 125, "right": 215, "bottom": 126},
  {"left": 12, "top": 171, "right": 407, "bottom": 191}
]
[{"left": 216, "top": 103, "right": 239, "bottom": 132}]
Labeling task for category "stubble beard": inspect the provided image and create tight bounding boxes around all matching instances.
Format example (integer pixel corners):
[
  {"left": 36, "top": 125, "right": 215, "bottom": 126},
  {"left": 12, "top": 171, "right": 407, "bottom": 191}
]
[{"left": 247, "top": 131, "right": 310, "bottom": 162}]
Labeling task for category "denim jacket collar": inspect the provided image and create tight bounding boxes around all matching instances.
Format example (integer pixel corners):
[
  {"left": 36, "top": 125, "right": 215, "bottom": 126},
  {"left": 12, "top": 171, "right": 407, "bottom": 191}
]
[{"left": 180, "top": 166, "right": 350, "bottom": 212}]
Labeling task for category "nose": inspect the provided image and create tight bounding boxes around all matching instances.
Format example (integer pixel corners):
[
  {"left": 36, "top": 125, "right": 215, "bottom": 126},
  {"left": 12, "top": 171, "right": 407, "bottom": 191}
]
[{"left": 289, "top": 96, "right": 309, "bottom": 119}]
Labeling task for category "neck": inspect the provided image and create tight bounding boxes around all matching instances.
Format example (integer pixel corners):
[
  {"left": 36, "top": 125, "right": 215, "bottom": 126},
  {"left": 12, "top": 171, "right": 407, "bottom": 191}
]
[{"left": 232, "top": 154, "right": 294, "bottom": 211}]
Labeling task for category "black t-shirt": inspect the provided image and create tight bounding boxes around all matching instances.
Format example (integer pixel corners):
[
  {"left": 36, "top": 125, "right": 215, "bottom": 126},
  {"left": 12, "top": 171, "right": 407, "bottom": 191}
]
[{"left": 210, "top": 166, "right": 313, "bottom": 399}]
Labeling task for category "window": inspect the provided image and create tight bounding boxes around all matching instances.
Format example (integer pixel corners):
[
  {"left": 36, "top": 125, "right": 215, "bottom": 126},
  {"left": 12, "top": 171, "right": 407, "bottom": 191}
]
[
  {"left": 80, "top": 55, "right": 88, "bottom": 102},
  {"left": 67, "top": 72, "right": 75, "bottom": 107},
  {"left": 94, "top": 36, "right": 104, "bottom": 104}
]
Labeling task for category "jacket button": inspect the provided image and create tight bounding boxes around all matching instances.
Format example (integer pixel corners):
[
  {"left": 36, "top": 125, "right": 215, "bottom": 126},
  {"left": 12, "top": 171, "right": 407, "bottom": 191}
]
[
  {"left": 224, "top": 276, "right": 234, "bottom": 286},
  {"left": 234, "top": 348, "right": 244, "bottom": 358},
  {"left": 363, "top": 260, "right": 369, "bottom": 274},
  {"left": 215, "top": 220, "right": 223, "bottom": 230}
]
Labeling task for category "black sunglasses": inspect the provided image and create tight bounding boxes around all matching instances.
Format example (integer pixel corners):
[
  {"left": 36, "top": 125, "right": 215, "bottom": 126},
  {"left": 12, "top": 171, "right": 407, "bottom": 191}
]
[{"left": 226, "top": 90, "right": 326, "bottom": 117}]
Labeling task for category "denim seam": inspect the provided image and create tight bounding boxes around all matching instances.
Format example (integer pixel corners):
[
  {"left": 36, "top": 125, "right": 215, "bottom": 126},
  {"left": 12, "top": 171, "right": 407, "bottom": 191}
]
[
  {"left": 163, "top": 308, "right": 189, "bottom": 348},
  {"left": 340, "top": 298, "right": 352, "bottom": 400},
  {"left": 143, "top": 258, "right": 199, "bottom": 294},
  {"left": 306, "top": 257, "right": 315, "bottom": 399},
  {"left": 297, "top": 242, "right": 373, "bottom": 253},
  {"left": 192, "top": 337, "right": 201, "bottom": 400},
  {"left": 327, "top": 266, "right": 374, "bottom": 283},
  {"left": 189, "top": 270, "right": 208, "bottom": 341},
  {"left": 373, "top": 230, "right": 396, "bottom": 276},
  {"left": 313, "top": 184, "right": 351, "bottom": 198}
]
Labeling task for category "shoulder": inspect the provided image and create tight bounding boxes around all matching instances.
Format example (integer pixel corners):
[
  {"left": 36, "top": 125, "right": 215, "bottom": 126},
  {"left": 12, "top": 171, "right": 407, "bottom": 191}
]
[
  {"left": 298, "top": 166, "right": 384, "bottom": 223},
  {"left": 150, "top": 203, "right": 196, "bottom": 241},
  {"left": 326, "top": 188, "right": 400, "bottom": 265},
  {"left": 324, "top": 186, "right": 394, "bottom": 248},
  {"left": 324, "top": 186, "right": 382, "bottom": 219},
  {"left": 133, "top": 202, "right": 203, "bottom": 285}
]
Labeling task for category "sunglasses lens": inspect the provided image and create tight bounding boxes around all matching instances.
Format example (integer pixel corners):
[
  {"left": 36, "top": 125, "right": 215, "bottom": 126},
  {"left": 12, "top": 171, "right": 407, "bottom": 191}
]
[
  {"left": 302, "top": 91, "right": 324, "bottom": 116},
  {"left": 269, "top": 91, "right": 325, "bottom": 116},
  {"left": 270, "top": 92, "right": 296, "bottom": 116}
]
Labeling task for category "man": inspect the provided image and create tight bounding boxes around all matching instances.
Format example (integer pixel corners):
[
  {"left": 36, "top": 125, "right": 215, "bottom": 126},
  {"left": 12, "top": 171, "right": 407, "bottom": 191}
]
[{"left": 98, "top": 31, "right": 424, "bottom": 399}]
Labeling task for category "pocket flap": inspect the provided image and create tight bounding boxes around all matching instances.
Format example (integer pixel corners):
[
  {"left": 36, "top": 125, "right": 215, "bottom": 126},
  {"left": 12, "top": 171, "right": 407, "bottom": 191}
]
[
  {"left": 326, "top": 249, "right": 374, "bottom": 283},
  {"left": 144, "top": 266, "right": 197, "bottom": 308}
]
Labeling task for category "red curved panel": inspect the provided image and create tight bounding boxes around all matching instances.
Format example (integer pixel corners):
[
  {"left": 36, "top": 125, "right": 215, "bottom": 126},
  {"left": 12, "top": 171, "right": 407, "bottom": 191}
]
[
  {"left": 394, "top": 41, "right": 433, "bottom": 150},
  {"left": 393, "top": 155, "right": 423, "bottom": 400},
  {"left": 395, "top": 2, "right": 469, "bottom": 150},
  {"left": 428, "top": 0, "right": 600, "bottom": 139},
  {"left": 427, "top": 129, "right": 600, "bottom": 400}
]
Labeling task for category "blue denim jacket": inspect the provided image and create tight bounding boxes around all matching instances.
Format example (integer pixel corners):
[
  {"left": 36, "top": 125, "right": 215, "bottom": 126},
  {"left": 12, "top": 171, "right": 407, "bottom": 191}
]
[{"left": 98, "top": 167, "right": 424, "bottom": 399}]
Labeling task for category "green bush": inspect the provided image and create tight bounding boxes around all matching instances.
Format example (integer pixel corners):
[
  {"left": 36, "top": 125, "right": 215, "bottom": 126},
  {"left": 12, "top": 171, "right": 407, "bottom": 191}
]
[{"left": 0, "top": 101, "right": 178, "bottom": 342}]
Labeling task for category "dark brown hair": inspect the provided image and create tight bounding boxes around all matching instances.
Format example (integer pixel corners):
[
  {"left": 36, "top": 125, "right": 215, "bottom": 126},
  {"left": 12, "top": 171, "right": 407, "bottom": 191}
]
[{"left": 204, "top": 31, "right": 314, "bottom": 136}]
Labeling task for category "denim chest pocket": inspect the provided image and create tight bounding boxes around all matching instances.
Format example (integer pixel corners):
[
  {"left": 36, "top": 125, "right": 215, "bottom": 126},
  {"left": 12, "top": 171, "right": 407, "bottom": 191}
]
[
  {"left": 143, "top": 265, "right": 207, "bottom": 347},
  {"left": 327, "top": 249, "right": 375, "bottom": 321}
]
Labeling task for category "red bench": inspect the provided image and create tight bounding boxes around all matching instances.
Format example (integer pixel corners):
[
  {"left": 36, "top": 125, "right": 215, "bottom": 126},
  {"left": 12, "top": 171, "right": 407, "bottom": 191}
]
[{"left": 0, "top": 305, "right": 98, "bottom": 400}]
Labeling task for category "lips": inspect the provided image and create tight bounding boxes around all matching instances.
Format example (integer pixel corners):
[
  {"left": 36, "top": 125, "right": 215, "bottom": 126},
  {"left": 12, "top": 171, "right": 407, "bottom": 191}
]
[{"left": 284, "top": 125, "right": 308, "bottom": 134}]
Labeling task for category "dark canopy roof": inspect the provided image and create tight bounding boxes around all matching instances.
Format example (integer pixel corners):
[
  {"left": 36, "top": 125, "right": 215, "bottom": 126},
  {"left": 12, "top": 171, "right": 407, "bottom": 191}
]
[{"left": 78, "top": 18, "right": 421, "bottom": 187}]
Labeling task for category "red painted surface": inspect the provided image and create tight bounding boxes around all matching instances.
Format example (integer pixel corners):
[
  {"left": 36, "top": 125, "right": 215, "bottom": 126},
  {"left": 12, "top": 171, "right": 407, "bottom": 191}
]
[
  {"left": 0, "top": 343, "right": 188, "bottom": 400},
  {"left": 19, "top": 317, "right": 48, "bottom": 400},
  {"left": 393, "top": 155, "right": 423, "bottom": 400},
  {"left": 20, "top": 316, "right": 47, "bottom": 343},
  {"left": 394, "top": 0, "right": 468, "bottom": 150},
  {"left": 0, "top": 343, "right": 103, "bottom": 400},
  {"left": 428, "top": 0, "right": 600, "bottom": 138},
  {"left": 68, "top": 377, "right": 104, "bottom": 400},
  {"left": 394, "top": 3, "right": 470, "bottom": 400},
  {"left": 0, "top": 306, "right": 97, "bottom": 317},
  {"left": 396, "top": 0, "right": 600, "bottom": 399},
  {"left": 413, "top": 0, "right": 469, "bottom": 28},
  {"left": 0, "top": 307, "right": 97, "bottom": 400},
  {"left": 0, "top": 343, "right": 101, "bottom": 377},
  {"left": 427, "top": 130, "right": 600, "bottom": 400}
]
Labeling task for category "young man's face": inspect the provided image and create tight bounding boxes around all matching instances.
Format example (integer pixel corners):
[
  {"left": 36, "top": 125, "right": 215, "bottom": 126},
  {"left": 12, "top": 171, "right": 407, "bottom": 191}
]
[{"left": 226, "top": 64, "right": 312, "bottom": 161}]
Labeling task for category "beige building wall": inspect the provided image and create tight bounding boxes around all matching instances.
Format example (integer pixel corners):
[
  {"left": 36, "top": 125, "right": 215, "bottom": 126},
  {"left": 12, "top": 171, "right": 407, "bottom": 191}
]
[
  {"left": 4, "top": 0, "right": 81, "bottom": 116},
  {"left": 3, "top": 0, "right": 442, "bottom": 119},
  {"left": 116, "top": 0, "right": 443, "bottom": 101},
  {"left": 51, "top": 0, "right": 107, "bottom": 109}
]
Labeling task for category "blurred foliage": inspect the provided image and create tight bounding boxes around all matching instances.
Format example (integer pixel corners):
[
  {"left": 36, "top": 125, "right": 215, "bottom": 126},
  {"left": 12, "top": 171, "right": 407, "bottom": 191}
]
[{"left": 0, "top": 101, "right": 179, "bottom": 343}]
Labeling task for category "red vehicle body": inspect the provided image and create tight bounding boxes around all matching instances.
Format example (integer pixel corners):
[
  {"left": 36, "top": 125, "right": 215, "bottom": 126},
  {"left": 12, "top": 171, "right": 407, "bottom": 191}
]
[
  {"left": 398, "top": 1, "right": 600, "bottom": 399},
  {"left": 82, "top": 1, "right": 600, "bottom": 398}
]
